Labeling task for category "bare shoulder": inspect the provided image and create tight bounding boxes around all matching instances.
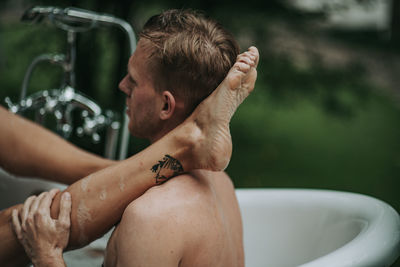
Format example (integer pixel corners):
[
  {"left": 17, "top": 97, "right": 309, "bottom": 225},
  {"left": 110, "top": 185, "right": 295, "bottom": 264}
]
[
  {"left": 111, "top": 173, "right": 214, "bottom": 266},
  {"left": 112, "top": 171, "right": 242, "bottom": 267},
  {"left": 110, "top": 175, "right": 200, "bottom": 267},
  {"left": 124, "top": 171, "right": 219, "bottom": 219},
  {"left": 120, "top": 170, "right": 234, "bottom": 238}
]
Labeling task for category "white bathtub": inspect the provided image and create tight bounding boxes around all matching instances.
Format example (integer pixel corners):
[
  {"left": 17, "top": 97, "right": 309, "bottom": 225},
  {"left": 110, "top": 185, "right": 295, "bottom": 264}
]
[
  {"left": 1, "top": 169, "right": 400, "bottom": 266},
  {"left": 237, "top": 189, "right": 400, "bottom": 267}
]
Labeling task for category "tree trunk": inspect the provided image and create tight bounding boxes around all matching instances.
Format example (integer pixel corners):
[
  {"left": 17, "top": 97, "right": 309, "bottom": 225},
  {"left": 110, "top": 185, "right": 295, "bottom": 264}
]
[{"left": 390, "top": 0, "right": 400, "bottom": 44}]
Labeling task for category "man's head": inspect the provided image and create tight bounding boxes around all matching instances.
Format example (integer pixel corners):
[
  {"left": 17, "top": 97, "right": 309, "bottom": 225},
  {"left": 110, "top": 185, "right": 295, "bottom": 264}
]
[{"left": 119, "top": 9, "right": 239, "bottom": 142}]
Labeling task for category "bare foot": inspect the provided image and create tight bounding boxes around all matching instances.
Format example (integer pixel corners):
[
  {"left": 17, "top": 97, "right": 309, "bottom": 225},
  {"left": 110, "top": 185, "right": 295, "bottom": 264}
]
[{"left": 186, "top": 46, "right": 259, "bottom": 171}]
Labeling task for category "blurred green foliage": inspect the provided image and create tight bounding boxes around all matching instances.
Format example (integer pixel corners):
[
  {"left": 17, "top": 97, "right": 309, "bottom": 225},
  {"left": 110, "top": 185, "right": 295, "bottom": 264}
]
[{"left": 1, "top": 1, "right": 400, "bottom": 264}]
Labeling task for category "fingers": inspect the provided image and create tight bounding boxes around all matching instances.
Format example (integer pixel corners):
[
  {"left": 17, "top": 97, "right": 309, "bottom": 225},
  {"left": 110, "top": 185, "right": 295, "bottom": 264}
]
[
  {"left": 11, "top": 209, "right": 22, "bottom": 240},
  {"left": 39, "top": 188, "right": 60, "bottom": 216},
  {"left": 20, "top": 189, "right": 61, "bottom": 230},
  {"left": 58, "top": 192, "right": 72, "bottom": 228},
  {"left": 11, "top": 189, "right": 70, "bottom": 261},
  {"left": 21, "top": 195, "right": 35, "bottom": 230},
  {"left": 30, "top": 192, "right": 47, "bottom": 218}
]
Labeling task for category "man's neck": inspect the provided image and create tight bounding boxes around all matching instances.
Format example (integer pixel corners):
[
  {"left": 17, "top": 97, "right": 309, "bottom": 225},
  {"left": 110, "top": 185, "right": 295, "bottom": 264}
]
[
  {"left": 149, "top": 119, "right": 184, "bottom": 144},
  {"left": 149, "top": 131, "right": 167, "bottom": 144}
]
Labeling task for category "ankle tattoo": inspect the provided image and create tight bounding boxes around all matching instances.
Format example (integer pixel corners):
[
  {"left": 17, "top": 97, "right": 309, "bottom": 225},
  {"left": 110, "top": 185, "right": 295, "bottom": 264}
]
[{"left": 151, "top": 155, "right": 184, "bottom": 184}]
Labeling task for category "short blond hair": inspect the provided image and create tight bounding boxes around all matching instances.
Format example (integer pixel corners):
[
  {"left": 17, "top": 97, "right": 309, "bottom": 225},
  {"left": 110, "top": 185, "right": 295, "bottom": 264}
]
[{"left": 140, "top": 9, "right": 239, "bottom": 113}]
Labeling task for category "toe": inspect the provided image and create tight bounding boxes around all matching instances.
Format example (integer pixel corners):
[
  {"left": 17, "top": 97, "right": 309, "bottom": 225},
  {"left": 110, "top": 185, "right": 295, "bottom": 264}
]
[
  {"left": 248, "top": 47, "right": 259, "bottom": 67},
  {"left": 235, "top": 61, "right": 251, "bottom": 73}
]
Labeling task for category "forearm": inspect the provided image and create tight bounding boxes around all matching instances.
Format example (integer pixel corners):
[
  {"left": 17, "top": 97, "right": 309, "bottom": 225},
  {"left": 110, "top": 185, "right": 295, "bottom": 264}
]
[{"left": 0, "top": 106, "right": 115, "bottom": 184}]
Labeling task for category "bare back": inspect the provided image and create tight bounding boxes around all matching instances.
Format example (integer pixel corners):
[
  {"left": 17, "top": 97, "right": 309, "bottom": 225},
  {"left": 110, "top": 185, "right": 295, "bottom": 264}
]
[{"left": 104, "top": 170, "right": 244, "bottom": 267}]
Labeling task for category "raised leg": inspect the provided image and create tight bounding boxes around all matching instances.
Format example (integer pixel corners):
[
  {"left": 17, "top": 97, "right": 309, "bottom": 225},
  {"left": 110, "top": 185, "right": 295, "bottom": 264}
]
[{"left": 186, "top": 46, "right": 259, "bottom": 170}]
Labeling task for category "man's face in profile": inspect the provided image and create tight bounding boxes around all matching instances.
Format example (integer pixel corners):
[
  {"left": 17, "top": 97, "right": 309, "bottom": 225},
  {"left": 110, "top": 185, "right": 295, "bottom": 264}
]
[{"left": 118, "top": 39, "right": 162, "bottom": 140}]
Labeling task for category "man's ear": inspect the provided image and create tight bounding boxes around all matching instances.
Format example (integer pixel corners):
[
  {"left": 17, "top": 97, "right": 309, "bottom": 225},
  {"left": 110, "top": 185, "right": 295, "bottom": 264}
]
[{"left": 159, "top": 91, "right": 176, "bottom": 120}]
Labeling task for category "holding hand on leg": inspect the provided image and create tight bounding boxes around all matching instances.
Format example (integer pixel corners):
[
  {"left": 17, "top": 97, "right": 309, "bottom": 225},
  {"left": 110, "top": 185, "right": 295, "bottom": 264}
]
[{"left": 12, "top": 189, "right": 72, "bottom": 267}]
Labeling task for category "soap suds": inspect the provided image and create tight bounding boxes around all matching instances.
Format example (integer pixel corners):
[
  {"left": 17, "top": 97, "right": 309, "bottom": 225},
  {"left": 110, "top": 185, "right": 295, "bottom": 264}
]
[
  {"left": 77, "top": 200, "right": 92, "bottom": 245},
  {"left": 119, "top": 175, "right": 126, "bottom": 192},
  {"left": 81, "top": 175, "right": 92, "bottom": 192},
  {"left": 100, "top": 188, "right": 107, "bottom": 200}
]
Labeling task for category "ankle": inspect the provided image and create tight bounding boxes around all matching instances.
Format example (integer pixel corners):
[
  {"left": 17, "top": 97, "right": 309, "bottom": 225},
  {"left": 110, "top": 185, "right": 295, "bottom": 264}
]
[
  {"left": 171, "top": 121, "right": 204, "bottom": 171},
  {"left": 178, "top": 120, "right": 232, "bottom": 172}
]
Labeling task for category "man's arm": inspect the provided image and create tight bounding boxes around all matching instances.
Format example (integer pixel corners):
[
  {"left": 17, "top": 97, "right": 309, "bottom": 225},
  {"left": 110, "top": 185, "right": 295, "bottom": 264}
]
[{"left": 0, "top": 106, "right": 115, "bottom": 184}]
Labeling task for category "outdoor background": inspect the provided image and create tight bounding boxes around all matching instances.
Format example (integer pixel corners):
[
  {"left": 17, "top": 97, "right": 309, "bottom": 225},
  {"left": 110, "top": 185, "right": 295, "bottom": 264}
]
[{"left": 1, "top": 0, "right": 399, "bottom": 265}]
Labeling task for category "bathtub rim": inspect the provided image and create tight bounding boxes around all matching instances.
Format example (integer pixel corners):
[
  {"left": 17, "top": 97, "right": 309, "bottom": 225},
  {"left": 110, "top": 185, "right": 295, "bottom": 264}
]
[{"left": 235, "top": 188, "right": 400, "bottom": 267}]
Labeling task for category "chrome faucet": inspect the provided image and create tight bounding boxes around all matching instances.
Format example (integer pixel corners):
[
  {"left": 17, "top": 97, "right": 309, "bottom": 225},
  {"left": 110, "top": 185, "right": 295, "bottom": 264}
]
[{"left": 5, "top": 6, "right": 137, "bottom": 159}]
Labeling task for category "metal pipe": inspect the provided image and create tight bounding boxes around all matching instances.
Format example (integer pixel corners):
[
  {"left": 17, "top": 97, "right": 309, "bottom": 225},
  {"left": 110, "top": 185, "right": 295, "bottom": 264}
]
[
  {"left": 62, "top": 8, "right": 137, "bottom": 51},
  {"left": 118, "top": 113, "right": 130, "bottom": 160},
  {"left": 61, "top": 7, "right": 137, "bottom": 159},
  {"left": 20, "top": 54, "right": 65, "bottom": 101},
  {"left": 21, "top": 6, "right": 137, "bottom": 159},
  {"left": 66, "top": 31, "right": 77, "bottom": 87},
  {"left": 105, "top": 121, "right": 121, "bottom": 159}
]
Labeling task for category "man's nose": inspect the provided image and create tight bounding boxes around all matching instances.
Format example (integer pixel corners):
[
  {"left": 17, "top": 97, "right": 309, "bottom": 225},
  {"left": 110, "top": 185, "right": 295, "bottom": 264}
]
[{"left": 119, "top": 76, "right": 130, "bottom": 96}]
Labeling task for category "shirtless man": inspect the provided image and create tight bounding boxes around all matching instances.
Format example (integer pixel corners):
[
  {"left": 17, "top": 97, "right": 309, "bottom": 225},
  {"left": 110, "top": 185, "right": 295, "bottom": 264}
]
[{"left": 11, "top": 9, "right": 259, "bottom": 267}]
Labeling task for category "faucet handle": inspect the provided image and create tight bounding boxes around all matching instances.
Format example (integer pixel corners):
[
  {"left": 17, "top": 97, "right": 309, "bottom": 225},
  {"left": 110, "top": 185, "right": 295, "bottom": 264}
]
[
  {"left": 5, "top": 96, "right": 35, "bottom": 114},
  {"left": 76, "top": 114, "right": 107, "bottom": 144},
  {"left": 4, "top": 97, "right": 19, "bottom": 113},
  {"left": 76, "top": 111, "right": 118, "bottom": 144},
  {"left": 58, "top": 123, "right": 73, "bottom": 139}
]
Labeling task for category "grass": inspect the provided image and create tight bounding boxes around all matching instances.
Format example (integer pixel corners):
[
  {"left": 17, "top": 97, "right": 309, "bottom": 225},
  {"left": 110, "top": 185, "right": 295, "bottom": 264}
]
[{"left": 227, "top": 84, "right": 400, "bottom": 215}]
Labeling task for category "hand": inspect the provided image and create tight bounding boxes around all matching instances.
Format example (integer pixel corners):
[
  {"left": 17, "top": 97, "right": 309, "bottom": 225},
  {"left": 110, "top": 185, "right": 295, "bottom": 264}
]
[{"left": 11, "top": 189, "right": 72, "bottom": 266}]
